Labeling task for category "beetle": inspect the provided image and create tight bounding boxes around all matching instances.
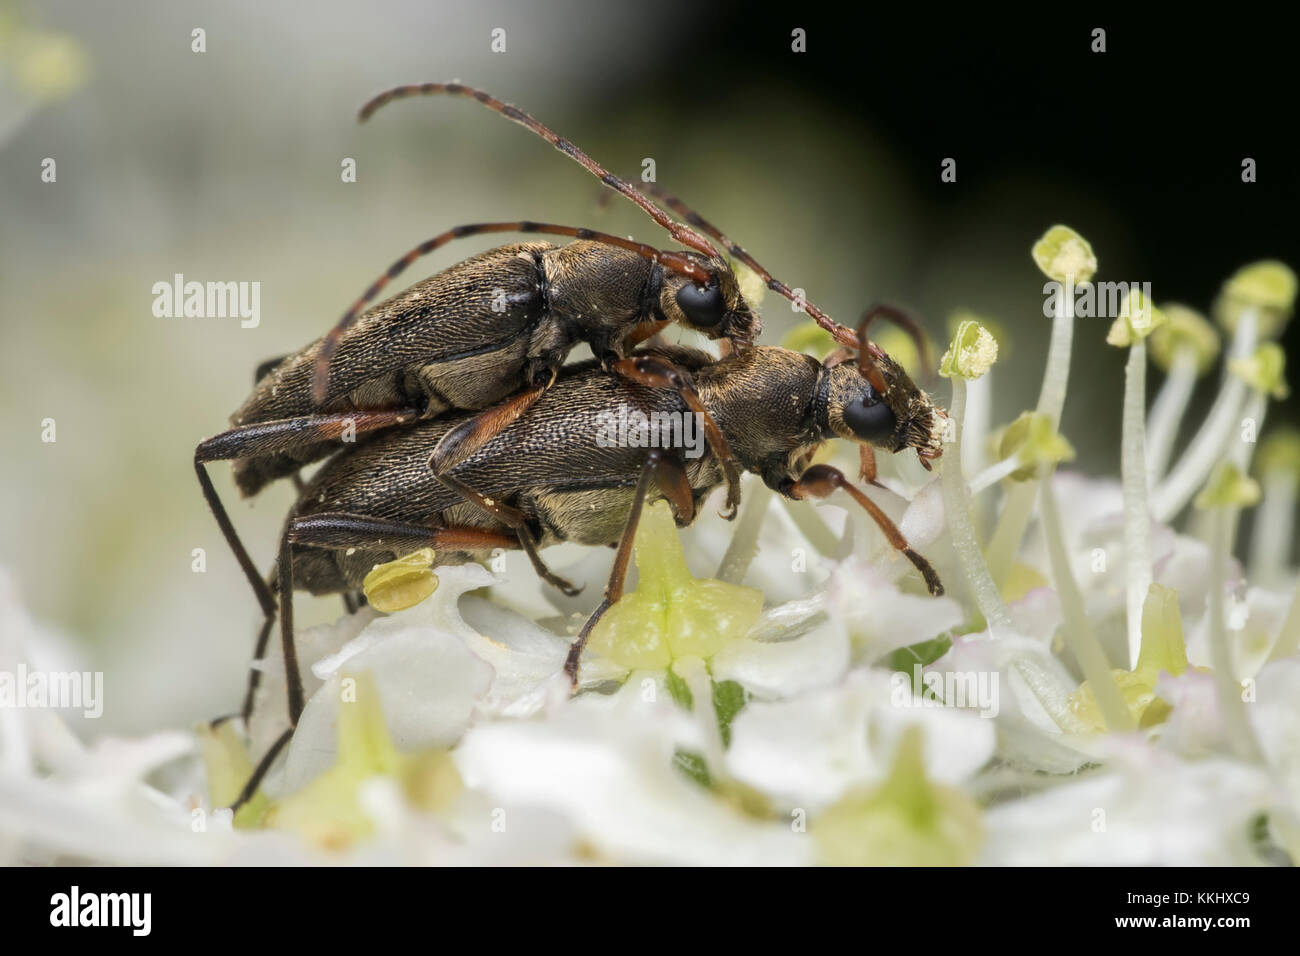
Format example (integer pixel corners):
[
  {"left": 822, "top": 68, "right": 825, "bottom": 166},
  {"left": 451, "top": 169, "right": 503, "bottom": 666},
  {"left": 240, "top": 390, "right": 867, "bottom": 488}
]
[
  {"left": 228, "top": 314, "right": 946, "bottom": 809},
  {"left": 196, "top": 82, "right": 930, "bottom": 699}
]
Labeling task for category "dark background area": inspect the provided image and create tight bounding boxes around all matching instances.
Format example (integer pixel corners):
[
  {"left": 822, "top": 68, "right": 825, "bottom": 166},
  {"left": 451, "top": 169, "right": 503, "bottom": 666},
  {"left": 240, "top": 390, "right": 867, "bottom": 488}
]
[{"left": 637, "top": 5, "right": 1300, "bottom": 420}]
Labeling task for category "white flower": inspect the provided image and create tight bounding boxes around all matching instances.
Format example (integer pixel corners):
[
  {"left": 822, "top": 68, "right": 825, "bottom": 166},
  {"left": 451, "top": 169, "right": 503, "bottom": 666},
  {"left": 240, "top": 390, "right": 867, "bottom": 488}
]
[
  {"left": 722, "top": 667, "right": 996, "bottom": 814},
  {"left": 455, "top": 679, "right": 812, "bottom": 865},
  {"left": 981, "top": 740, "right": 1277, "bottom": 865}
]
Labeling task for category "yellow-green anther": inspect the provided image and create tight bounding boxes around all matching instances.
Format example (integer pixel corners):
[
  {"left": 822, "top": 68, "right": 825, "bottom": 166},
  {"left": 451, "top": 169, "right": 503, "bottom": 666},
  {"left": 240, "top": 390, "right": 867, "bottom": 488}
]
[
  {"left": 1068, "top": 584, "right": 1192, "bottom": 732},
  {"left": 948, "top": 311, "right": 1011, "bottom": 361},
  {"left": 1216, "top": 260, "right": 1297, "bottom": 338},
  {"left": 1032, "top": 225, "right": 1097, "bottom": 284},
  {"left": 1148, "top": 304, "right": 1221, "bottom": 375},
  {"left": 588, "top": 501, "right": 763, "bottom": 670},
  {"left": 362, "top": 548, "right": 439, "bottom": 613},
  {"left": 812, "top": 726, "right": 983, "bottom": 866},
  {"left": 1134, "top": 583, "right": 1190, "bottom": 677},
  {"left": 985, "top": 230, "right": 1089, "bottom": 592},
  {"left": 995, "top": 411, "right": 1076, "bottom": 482},
  {"left": 1228, "top": 343, "right": 1289, "bottom": 399},
  {"left": 264, "top": 672, "right": 462, "bottom": 849},
  {"left": 1195, "top": 460, "right": 1262, "bottom": 510},
  {"left": 1251, "top": 427, "right": 1300, "bottom": 589},
  {"left": 1106, "top": 288, "right": 1168, "bottom": 347},
  {"left": 780, "top": 322, "right": 838, "bottom": 359},
  {"left": 939, "top": 320, "right": 998, "bottom": 380},
  {"left": 1257, "top": 427, "right": 1300, "bottom": 481},
  {"left": 198, "top": 721, "right": 270, "bottom": 828}
]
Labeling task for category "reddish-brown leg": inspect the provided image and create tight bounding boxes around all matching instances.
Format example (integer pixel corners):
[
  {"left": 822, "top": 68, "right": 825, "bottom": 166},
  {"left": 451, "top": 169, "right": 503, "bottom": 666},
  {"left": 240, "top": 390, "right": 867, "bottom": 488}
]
[
  {"left": 786, "top": 464, "right": 943, "bottom": 596},
  {"left": 564, "top": 449, "right": 693, "bottom": 686},
  {"left": 230, "top": 515, "right": 522, "bottom": 812},
  {"left": 609, "top": 355, "right": 742, "bottom": 519}
]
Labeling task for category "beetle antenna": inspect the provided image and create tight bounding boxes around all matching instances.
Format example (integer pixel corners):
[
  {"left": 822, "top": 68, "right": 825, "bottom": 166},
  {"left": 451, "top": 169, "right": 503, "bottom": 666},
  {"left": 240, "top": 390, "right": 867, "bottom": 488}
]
[
  {"left": 857, "top": 303, "right": 937, "bottom": 395},
  {"left": 639, "top": 182, "right": 862, "bottom": 348},
  {"left": 359, "top": 83, "right": 722, "bottom": 261}
]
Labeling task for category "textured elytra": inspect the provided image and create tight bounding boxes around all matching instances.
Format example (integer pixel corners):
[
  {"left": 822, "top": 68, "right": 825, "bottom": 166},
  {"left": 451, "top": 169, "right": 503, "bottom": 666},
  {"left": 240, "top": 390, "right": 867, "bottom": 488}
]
[{"left": 282, "top": 345, "right": 935, "bottom": 596}]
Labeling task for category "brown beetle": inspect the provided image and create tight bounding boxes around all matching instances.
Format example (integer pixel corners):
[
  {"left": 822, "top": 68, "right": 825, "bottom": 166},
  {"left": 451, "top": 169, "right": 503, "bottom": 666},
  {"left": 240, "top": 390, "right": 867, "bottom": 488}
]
[
  {"left": 196, "top": 82, "right": 934, "bottom": 680},
  {"left": 229, "top": 315, "right": 945, "bottom": 809}
]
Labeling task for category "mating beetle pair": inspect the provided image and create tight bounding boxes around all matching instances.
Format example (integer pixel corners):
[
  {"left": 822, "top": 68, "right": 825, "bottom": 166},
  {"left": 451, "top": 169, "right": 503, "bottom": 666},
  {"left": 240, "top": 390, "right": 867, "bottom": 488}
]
[{"left": 194, "top": 83, "right": 947, "bottom": 807}]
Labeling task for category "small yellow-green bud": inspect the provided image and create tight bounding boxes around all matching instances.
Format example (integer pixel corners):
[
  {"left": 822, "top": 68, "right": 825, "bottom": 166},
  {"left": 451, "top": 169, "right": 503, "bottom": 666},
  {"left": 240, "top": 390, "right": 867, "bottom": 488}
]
[
  {"left": 939, "top": 320, "right": 998, "bottom": 380},
  {"left": 1228, "top": 342, "right": 1289, "bottom": 399},
  {"left": 1069, "top": 583, "right": 1193, "bottom": 732},
  {"left": 1256, "top": 427, "right": 1300, "bottom": 482},
  {"left": 588, "top": 501, "right": 763, "bottom": 670},
  {"left": 362, "top": 548, "right": 439, "bottom": 613},
  {"left": 948, "top": 311, "right": 1011, "bottom": 362},
  {"left": 1148, "top": 303, "right": 1221, "bottom": 375},
  {"left": 1032, "top": 225, "right": 1097, "bottom": 284},
  {"left": 264, "top": 672, "right": 462, "bottom": 849},
  {"left": 1106, "top": 288, "right": 1168, "bottom": 347},
  {"left": 812, "top": 726, "right": 983, "bottom": 866},
  {"left": 1215, "top": 260, "right": 1297, "bottom": 339},
  {"left": 1195, "top": 460, "right": 1262, "bottom": 510},
  {"left": 198, "top": 721, "right": 270, "bottom": 828},
  {"left": 995, "top": 411, "right": 1076, "bottom": 481}
]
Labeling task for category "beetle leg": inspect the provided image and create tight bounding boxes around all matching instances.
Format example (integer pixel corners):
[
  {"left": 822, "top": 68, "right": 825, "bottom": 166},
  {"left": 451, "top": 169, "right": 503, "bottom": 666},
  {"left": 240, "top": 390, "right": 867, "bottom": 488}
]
[
  {"left": 253, "top": 354, "right": 290, "bottom": 384},
  {"left": 229, "top": 514, "right": 521, "bottom": 812},
  {"left": 426, "top": 383, "right": 548, "bottom": 476},
  {"left": 197, "top": 407, "right": 424, "bottom": 725},
  {"left": 196, "top": 407, "right": 422, "bottom": 465},
  {"left": 858, "top": 445, "right": 886, "bottom": 489},
  {"left": 433, "top": 475, "right": 582, "bottom": 597},
  {"left": 784, "top": 463, "right": 943, "bottom": 597},
  {"left": 563, "top": 448, "right": 693, "bottom": 686},
  {"left": 609, "top": 355, "right": 743, "bottom": 521}
]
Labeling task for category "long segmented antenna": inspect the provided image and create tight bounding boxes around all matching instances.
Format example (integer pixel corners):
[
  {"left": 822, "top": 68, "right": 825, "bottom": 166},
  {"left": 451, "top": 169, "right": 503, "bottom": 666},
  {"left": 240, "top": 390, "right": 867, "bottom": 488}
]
[
  {"left": 359, "top": 83, "right": 722, "bottom": 260},
  {"left": 855, "top": 310, "right": 890, "bottom": 395},
  {"left": 360, "top": 83, "right": 861, "bottom": 347},
  {"left": 311, "top": 220, "right": 713, "bottom": 404},
  {"left": 639, "top": 182, "right": 861, "bottom": 349}
]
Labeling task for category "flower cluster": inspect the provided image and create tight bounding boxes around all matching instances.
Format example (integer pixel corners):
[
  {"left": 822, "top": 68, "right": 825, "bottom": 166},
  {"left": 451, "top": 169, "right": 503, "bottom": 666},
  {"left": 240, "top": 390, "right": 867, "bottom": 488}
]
[{"left": 1, "top": 230, "right": 1297, "bottom": 866}]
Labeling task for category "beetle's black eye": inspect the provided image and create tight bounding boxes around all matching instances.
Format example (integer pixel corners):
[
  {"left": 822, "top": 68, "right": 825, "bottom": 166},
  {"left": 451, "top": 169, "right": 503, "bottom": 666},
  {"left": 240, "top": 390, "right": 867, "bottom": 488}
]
[
  {"left": 844, "top": 395, "right": 896, "bottom": 443},
  {"left": 676, "top": 279, "right": 726, "bottom": 327}
]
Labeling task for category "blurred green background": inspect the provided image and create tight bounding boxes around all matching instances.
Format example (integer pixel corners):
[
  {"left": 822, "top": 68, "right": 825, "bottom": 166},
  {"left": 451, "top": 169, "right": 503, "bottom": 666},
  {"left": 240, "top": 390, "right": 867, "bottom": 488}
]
[{"left": 2, "top": 1, "right": 1295, "bottom": 733}]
